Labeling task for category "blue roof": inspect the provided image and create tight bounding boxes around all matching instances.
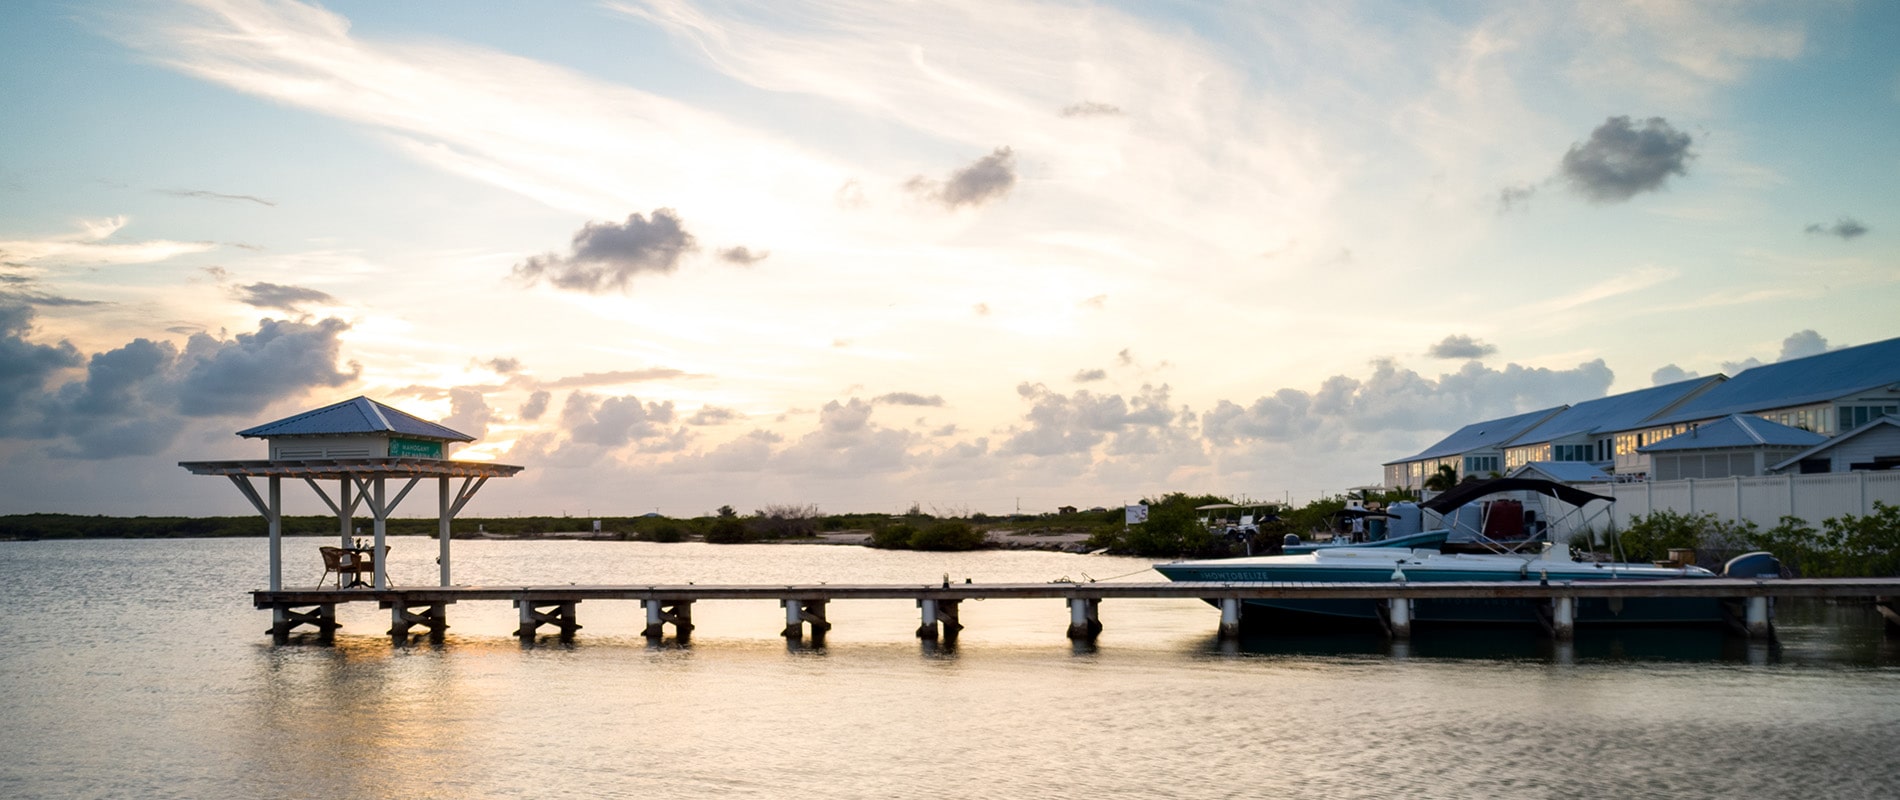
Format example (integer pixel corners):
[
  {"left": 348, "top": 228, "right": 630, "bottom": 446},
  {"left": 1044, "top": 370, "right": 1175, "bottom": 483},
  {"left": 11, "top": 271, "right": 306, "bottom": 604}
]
[
  {"left": 1385, "top": 406, "right": 1565, "bottom": 464},
  {"left": 237, "top": 396, "right": 474, "bottom": 442},
  {"left": 1508, "top": 376, "right": 1723, "bottom": 445},
  {"left": 1509, "top": 462, "right": 1612, "bottom": 482},
  {"left": 1770, "top": 417, "right": 1900, "bottom": 471},
  {"left": 1637, "top": 414, "right": 1826, "bottom": 452},
  {"left": 1651, "top": 335, "right": 1900, "bottom": 425}
]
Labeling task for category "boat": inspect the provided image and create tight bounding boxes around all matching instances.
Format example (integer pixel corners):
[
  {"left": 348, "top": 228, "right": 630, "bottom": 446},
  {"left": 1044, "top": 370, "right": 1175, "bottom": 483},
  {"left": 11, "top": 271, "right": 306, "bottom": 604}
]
[{"left": 1155, "top": 478, "right": 1780, "bottom": 629}]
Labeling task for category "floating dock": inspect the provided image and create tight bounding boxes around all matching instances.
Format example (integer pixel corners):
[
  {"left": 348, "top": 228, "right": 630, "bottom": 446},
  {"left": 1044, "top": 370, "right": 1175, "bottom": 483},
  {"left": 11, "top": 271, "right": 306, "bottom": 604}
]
[{"left": 255, "top": 577, "right": 1900, "bottom": 645}]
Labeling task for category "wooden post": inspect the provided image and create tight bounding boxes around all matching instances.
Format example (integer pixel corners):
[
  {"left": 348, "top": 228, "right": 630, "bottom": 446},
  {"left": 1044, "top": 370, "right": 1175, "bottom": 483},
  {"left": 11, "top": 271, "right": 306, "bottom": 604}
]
[
  {"left": 644, "top": 599, "right": 665, "bottom": 640},
  {"left": 514, "top": 598, "right": 581, "bottom": 639},
  {"left": 936, "top": 599, "right": 962, "bottom": 644},
  {"left": 372, "top": 477, "right": 388, "bottom": 590},
  {"left": 1066, "top": 597, "right": 1102, "bottom": 640},
  {"left": 1218, "top": 597, "right": 1242, "bottom": 640},
  {"left": 388, "top": 602, "right": 448, "bottom": 640},
  {"left": 642, "top": 599, "right": 694, "bottom": 642},
  {"left": 268, "top": 603, "right": 338, "bottom": 643},
  {"left": 1550, "top": 596, "right": 1575, "bottom": 641}
]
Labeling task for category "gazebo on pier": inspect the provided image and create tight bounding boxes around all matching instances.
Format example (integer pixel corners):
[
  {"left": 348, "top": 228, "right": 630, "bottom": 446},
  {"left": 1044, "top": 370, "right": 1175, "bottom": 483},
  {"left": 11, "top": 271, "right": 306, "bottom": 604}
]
[{"left": 180, "top": 396, "right": 523, "bottom": 639}]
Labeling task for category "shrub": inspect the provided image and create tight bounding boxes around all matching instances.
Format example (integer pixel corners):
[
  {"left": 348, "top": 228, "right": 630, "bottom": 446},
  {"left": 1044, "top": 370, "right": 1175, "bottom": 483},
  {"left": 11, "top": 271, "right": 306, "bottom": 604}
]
[
  {"left": 869, "top": 522, "right": 915, "bottom": 549},
  {"left": 907, "top": 520, "right": 987, "bottom": 551},
  {"left": 645, "top": 521, "right": 685, "bottom": 544},
  {"left": 704, "top": 515, "right": 748, "bottom": 544}
]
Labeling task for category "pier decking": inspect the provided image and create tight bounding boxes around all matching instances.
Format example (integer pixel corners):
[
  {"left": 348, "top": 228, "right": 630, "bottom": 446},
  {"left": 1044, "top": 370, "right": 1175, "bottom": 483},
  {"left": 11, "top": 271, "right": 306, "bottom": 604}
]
[{"left": 256, "top": 577, "right": 1900, "bottom": 644}]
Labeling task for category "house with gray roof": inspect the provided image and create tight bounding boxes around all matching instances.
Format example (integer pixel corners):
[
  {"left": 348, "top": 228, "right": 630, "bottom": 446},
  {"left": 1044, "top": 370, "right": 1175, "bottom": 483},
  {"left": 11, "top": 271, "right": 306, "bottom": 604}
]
[
  {"left": 1603, "top": 335, "right": 1900, "bottom": 477},
  {"left": 1636, "top": 413, "right": 1827, "bottom": 480},
  {"left": 1501, "top": 375, "right": 1723, "bottom": 475},
  {"left": 1770, "top": 416, "right": 1900, "bottom": 475},
  {"left": 1382, "top": 406, "right": 1565, "bottom": 491},
  {"left": 238, "top": 396, "right": 475, "bottom": 460}
]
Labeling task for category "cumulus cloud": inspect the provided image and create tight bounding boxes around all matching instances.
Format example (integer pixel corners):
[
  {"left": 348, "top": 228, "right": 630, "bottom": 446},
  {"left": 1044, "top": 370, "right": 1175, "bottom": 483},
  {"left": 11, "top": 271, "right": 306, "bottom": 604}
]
[
  {"left": 1427, "top": 334, "right": 1497, "bottom": 360},
  {"left": 560, "top": 391, "right": 677, "bottom": 449},
  {"left": 873, "top": 392, "right": 943, "bottom": 407},
  {"left": 0, "top": 303, "right": 83, "bottom": 421},
  {"left": 717, "top": 246, "right": 770, "bottom": 264},
  {"left": 512, "top": 209, "right": 697, "bottom": 292},
  {"left": 519, "top": 390, "right": 551, "bottom": 421},
  {"left": 1651, "top": 364, "right": 1699, "bottom": 385},
  {"left": 485, "top": 357, "right": 521, "bottom": 374},
  {"left": 1202, "top": 358, "right": 1614, "bottom": 445},
  {"left": 1722, "top": 356, "right": 1764, "bottom": 374},
  {"left": 235, "top": 282, "right": 334, "bottom": 312},
  {"left": 1000, "top": 383, "right": 1178, "bottom": 457},
  {"left": 687, "top": 406, "right": 742, "bottom": 426},
  {"left": 1073, "top": 368, "right": 1107, "bottom": 383},
  {"left": 1805, "top": 218, "right": 1868, "bottom": 239},
  {"left": 1, "top": 313, "right": 359, "bottom": 458},
  {"left": 174, "top": 318, "right": 360, "bottom": 417},
  {"left": 1777, "top": 329, "right": 1829, "bottom": 361},
  {"left": 906, "top": 147, "right": 1017, "bottom": 210},
  {"left": 772, "top": 398, "right": 917, "bottom": 476},
  {"left": 439, "top": 387, "right": 493, "bottom": 441},
  {"left": 1058, "top": 101, "right": 1122, "bottom": 117},
  {"left": 1560, "top": 116, "right": 1694, "bottom": 202}
]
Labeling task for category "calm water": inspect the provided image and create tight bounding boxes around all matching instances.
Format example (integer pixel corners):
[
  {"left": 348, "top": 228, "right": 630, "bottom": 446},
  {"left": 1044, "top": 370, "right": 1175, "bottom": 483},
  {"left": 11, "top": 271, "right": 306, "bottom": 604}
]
[{"left": 2, "top": 537, "right": 1897, "bottom": 800}]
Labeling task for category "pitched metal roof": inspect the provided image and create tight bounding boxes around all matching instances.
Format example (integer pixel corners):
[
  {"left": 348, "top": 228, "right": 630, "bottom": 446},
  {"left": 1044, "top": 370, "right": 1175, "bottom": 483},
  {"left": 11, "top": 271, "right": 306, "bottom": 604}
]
[
  {"left": 1651, "top": 335, "right": 1900, "bottom": 426},
  {"left": 236, "top": 396, "right": 475, "bottom": 442},
  {"left": 1508, "top": 375, "right": 1724, "bottom": 446},
  {"left": 1637, "top": 414, "right": 1826, "bottom": 452},
  {"left": 1384, "top": 406, "right": 1566, "bottom": 464},
  {"left": 1770, "top": 416, "right": 1900, "bottom": 471},
  {"left": 1508, "top": 462, "right": 1613, "bottom": 482}
]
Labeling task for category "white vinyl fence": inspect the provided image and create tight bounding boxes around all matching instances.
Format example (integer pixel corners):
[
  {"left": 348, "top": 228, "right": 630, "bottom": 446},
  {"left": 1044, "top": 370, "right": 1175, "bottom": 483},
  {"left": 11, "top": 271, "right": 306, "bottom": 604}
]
[{"left": 1597, "top": 471, "right": 1900, "bottom": 530}]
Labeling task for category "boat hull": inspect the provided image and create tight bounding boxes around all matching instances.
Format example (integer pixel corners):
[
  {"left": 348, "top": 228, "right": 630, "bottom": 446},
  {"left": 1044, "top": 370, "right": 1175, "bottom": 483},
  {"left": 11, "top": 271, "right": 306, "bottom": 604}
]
[{"left": 1154, "top": 561, "right": 1731, "bottom": 627}]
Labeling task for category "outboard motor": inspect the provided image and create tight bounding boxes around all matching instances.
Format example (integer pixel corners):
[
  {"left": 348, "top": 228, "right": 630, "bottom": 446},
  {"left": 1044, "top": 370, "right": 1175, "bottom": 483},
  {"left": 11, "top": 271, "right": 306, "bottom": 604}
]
[
  {"left": 1283, "top": 533, "right": 1302, "bottom": 549},
  {"left": 1723, "top": 551, "right": 1783, "bottom": 578}
]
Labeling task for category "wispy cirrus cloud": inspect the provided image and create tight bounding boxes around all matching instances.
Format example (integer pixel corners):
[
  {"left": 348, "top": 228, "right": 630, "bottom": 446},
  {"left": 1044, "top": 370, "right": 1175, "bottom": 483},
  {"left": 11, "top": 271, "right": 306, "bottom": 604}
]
[{"left": 0, "top": 217, "right": 214, "bottom": 269}]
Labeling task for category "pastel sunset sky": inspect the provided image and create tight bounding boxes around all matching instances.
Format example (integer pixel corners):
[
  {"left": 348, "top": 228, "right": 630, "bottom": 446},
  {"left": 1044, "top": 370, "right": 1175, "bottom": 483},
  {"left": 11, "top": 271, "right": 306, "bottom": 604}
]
[{"left": 2, "top": 0, "right": 1895, "bottom": 517}]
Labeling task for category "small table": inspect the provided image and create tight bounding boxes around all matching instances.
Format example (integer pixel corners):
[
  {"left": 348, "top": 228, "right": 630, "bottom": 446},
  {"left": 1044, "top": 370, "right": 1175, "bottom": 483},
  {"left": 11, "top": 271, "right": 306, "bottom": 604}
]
[{"left": 342, "top": 546, "right": 377, "bottom": 588}]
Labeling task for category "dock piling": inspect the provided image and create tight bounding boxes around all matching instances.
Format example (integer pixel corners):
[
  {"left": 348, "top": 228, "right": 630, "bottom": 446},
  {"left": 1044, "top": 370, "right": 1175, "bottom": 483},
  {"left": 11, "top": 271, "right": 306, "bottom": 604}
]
[
  {"left": 1387, "top": 597, "right": 1413, "bottom": 639},
  {"left": 388, "top": 601, "right": 449, "bottom": 640},
  {"left": 782, "top": 599, "right": 831, "bottom": 643},
  {"left": 1550, "top": 596, "right": 1575, "bottom": 641},
  {"left": 1218, "top": 597, "right": 1242, "bottom": 640},
  {"left": 916, "top": 598, "right": 939, "bottom": 641},
  {"left": 267, "top": 603, "right": 338, "bottom": 643},
  {"left": 1745, "top": 596, "right": 1773, "bottom": 639},
  {"left": 1066, "top": 597, "right": 1102, "bottom": 640},
  {"left": 515, "top": 598, "right": 581, "bottom": 640}
]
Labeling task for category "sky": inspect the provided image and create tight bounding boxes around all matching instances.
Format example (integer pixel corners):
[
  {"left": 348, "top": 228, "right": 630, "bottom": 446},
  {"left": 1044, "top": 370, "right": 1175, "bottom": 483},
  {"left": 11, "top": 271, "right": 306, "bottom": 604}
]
[{"left": 2, "top": 0, "right": 1897, "bottom": 519}]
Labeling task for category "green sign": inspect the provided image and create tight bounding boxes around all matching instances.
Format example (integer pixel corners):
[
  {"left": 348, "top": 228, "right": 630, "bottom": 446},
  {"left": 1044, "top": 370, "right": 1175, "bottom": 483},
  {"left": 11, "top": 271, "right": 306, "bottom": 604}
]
[{"left": 389, "top": 438, "right": 443, "bottom": 459}]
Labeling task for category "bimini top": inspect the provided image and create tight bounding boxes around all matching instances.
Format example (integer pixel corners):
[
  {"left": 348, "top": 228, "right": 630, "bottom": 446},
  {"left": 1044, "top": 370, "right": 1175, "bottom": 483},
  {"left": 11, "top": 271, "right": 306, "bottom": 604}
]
[
  {"left": 236, "top": 396, "right": 474, "bottom": 443},
  {"left": 1420, "top": 477, "right": 1613, "bottom": 513}
]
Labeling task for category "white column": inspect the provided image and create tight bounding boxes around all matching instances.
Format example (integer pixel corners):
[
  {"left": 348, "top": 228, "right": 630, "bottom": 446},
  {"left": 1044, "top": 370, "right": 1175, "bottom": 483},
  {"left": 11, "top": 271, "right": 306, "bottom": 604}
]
[
  {"left": 1551, "top": 596, "right": 1575, "bottom": 641},
  {"left": 267, "top": 476, "right": 282, "bottom": 592},
  {"left": 1746, "top": 596, "right": 1771, "bottom": 639},
  {"left": 646, "top": 600, "right": 663, "bottom": 628},
  {"left": 438, "top": 477, "right": 451, "bottom": 587},
  {"left": 372, "top": 477, "right": 388, "bottom": 590},
  {"left": 918, "top": 598, "right": 939, "bottom": 640},
  {"left": 339, "top": 478, "right": 352, "bottom": 548},
  {"left": 1218, "top": 597, "right": 1241, "bottom": 640},
  {"left": 785, "top": 599, "right": 803, "bottom": 638},
  {"left": 1387, "top": 597, "right": 1411, "bottom": 639}
]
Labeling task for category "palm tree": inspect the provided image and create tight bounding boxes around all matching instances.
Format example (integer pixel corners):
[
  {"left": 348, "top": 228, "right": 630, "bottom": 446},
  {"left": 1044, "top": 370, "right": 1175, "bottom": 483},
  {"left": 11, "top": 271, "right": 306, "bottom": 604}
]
[{"left": 1422, "top": 464, "right": 1460, "bottom": 492}]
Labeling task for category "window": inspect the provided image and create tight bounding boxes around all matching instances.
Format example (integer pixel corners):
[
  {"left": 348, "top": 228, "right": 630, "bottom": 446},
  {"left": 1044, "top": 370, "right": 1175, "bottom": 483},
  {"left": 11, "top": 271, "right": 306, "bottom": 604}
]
[{"left": 1839, "top": 404, "right": 1899, "bottom": 432}]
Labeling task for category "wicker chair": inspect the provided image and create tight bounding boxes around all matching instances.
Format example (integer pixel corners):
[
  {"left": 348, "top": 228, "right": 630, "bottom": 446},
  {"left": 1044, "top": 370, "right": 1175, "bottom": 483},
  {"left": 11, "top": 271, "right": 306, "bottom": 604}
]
[{"left": 318, "top": 545, "right": 381, "bottom": 588}]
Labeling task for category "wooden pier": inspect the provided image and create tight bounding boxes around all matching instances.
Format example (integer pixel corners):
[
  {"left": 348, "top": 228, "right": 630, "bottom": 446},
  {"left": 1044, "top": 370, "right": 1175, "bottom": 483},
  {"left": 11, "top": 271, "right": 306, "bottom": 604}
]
[{"left": 255, "top": 577, "right": 1900, "bottom": 645}]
